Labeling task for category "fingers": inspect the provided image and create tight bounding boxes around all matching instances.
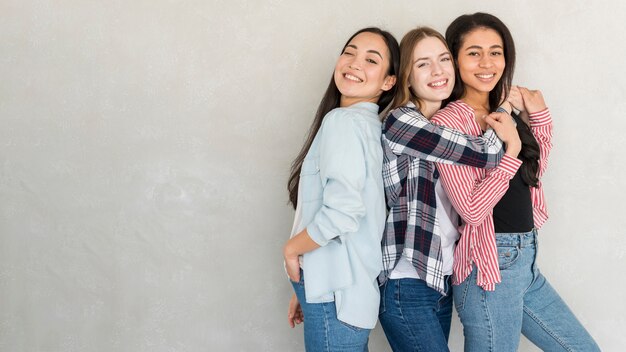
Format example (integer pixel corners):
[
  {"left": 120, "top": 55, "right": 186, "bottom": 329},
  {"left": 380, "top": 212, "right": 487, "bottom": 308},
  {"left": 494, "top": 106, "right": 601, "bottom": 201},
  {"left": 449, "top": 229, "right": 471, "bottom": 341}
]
[
  {"left": 483, "top": 114, "right": 498, "bottom": 128},
  {"left": 288, "top": 294, "right": 303, "bottom": 328},
  {"left": 483, "top": 112, "right": 518, "bottom": 145},
  {"left": 288, "top": 294, "right": 297, "bottom": 328},
  {"left": 293, "top": 307, "right": 303, "bottom": 325},
  {"left": 485, "top": 112, "right": 508, "bottom": 122},
  {"left": 507, "top": 85, "right": 524, "bottom": 111},
  {"left": 519, "top": 87, "right": 547, "bottom": 114},
  {"left": 288, "top": 315, "right": 295, "bottom": 328}
]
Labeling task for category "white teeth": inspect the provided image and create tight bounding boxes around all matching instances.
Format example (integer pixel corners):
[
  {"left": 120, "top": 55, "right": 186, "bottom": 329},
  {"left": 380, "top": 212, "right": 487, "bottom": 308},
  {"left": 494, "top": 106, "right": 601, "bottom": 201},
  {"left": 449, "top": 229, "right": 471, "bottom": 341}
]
[
  {"left": 476, "top": 74, "right": 495, "bottom": 79},
  {"left": 345, "top": 73, "right": 363, "bottom": 82},
  {"left": 429, "top": 80, "right": 447, "bottom": 87}
]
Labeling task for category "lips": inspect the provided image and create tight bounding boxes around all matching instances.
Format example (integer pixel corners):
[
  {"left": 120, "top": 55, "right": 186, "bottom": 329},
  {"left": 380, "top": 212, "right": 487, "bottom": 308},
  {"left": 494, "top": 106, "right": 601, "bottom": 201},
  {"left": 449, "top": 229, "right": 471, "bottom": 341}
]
[
  {"left": 475, "top": 73, "right": 496, "bottom": 81},
  {"left": 344, "top": 73, "right": 363, "bottom": 83},
  {"left": 428, "top": 79, "right": 448, "bottom": 88}
]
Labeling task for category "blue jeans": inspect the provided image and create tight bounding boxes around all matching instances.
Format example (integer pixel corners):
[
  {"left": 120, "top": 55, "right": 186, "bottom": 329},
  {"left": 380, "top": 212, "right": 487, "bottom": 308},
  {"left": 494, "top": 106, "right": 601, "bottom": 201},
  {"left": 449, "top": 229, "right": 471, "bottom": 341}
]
[
  {"left": 378, "top": 277, "right": 453, "bottom": 352},
  {"left": 291, "top": 271, "right": 370, "bottom": 352},
  {"left": 454, "top": 229, "right": 600, "bottom": 352}
]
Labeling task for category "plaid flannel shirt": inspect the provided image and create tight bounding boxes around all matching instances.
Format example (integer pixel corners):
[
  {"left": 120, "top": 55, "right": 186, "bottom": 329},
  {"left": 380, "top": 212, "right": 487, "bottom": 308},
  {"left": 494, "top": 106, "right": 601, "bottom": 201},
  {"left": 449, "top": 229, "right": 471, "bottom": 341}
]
[{"left": 379, "top": 101, "right": 504, "bottom": 294}]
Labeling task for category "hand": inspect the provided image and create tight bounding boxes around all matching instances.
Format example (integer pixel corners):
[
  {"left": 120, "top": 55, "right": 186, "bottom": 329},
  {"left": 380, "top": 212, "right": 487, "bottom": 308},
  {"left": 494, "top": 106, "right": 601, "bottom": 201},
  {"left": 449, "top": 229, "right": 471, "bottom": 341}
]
[
  {"left": 288, "top": 294, "right": 304, "bottom": 328},
  {"left": 484, "top": 112, "right": 521, "bottom": 157},
  {"left": 507, "top": 85, "right": 525, "bottom": 112},
  {"left": 519, "top": 87, "right": 547, "bottom": 114},
  {"left": 283, "top": 240, "right": 301, "bottom": 283}
]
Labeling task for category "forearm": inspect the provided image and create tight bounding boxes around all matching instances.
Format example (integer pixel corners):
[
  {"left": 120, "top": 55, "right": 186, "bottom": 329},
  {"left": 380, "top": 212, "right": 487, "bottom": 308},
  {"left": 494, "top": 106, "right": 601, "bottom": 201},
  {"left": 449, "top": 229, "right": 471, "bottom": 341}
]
[
  {"left": 386, "top": 108, "right": 505, "bottom": 168},
  {"left": 284, "top": 229, "right": 321, "bottom": 258},
  {"left": 529, "top": 108, "right": 553, "bottom": 178},
  {"left": 438, "top": 155, "right": 521, "bottom": 226}
]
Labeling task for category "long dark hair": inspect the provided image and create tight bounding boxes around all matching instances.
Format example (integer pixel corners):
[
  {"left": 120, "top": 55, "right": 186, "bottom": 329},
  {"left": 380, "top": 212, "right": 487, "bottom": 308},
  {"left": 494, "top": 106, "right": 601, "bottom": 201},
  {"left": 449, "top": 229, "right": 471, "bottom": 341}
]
[
  {"left": 287, "top": 27, "right": 400, "bottom": 208},
  {"left": 512, "top": 113, "right": 540, "bottom": 186}
]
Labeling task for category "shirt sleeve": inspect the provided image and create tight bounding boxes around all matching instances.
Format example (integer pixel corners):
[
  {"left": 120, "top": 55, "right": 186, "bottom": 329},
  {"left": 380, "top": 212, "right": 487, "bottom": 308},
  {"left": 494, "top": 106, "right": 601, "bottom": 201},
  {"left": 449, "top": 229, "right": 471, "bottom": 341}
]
[
  {"left": 528, "top": 108, "right": 553, "bottom": 179},
  {"left": 431, "top": 109, "right": 522, "bottom": 226},
  {"left": 383, "top": 106, "right": 503, "bottom": 168},
  {"left": 306, "top": 111, "right": 367, "bottom": 246},
  {"left": 528, "top": 108, "right": 553, "bottom": 227}
]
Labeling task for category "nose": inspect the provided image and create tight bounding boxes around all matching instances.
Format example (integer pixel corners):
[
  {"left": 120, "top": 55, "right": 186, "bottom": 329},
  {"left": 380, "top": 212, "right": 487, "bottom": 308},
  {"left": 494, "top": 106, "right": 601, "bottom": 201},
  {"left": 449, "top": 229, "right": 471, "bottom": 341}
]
[
  {"left": 431, "top": 61, "right": 443, "bottom": 76},
  {"left": 479, "top": 55, "right": 493, "bottom": 68},
  {"left": 348, "top": 61, "right": 362, "bottom": 71}
]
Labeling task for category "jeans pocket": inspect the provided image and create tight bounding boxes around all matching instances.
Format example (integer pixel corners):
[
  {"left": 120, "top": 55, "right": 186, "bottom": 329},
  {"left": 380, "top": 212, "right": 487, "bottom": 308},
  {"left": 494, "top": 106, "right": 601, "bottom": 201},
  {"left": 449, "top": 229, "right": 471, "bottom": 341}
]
[
  {"left": 290, "top": 269, "right": 304, "bottom": 285},
  {"left": 338, "top": 320, "right": 367, "bottom": 333},
  {"left": 497, "top": 246, "right": 520, "bottom": 270}
]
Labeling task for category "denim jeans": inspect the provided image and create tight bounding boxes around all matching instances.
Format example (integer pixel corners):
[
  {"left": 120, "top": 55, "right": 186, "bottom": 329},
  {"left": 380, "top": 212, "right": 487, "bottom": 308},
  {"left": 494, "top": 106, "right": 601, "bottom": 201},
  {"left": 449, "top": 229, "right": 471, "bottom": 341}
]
[
  {"left": 454, "top": 229, "right": 600, "bottom": 352},
  {"left": 291, "top": 271, "right": 370, "bottom": 352},
  {"left": 378, "top": 277, "right": 453, "bottom": 352}
]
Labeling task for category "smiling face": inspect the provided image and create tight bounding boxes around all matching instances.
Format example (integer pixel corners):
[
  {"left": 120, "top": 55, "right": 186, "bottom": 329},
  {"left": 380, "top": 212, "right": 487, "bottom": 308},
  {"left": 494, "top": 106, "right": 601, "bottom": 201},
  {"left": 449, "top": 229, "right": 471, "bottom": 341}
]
[
  {"left": 333, "top": 32, "right": 396, "bottom": 107},
  {"left": 408, "top": 36, "right": 454, "bottom": 117},
  {"left": 456, "top": 27, "right": 505, "bottom": 98}
]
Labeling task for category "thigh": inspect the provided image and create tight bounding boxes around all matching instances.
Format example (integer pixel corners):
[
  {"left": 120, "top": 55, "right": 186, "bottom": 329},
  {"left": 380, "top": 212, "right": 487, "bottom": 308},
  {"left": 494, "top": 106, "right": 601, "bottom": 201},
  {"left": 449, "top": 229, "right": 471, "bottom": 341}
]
[
  {"left": 454, "top": 245, "right": 532, "bottom": 352},
  {"left": 292, "top": 274, "right": 370, "bottom": 352},
  {"left": 379, "top": 279, "right": 450, "bottom": 352},
  {"left": 436, "top": 276, "right": 454, "bottom": 340},
  {"left": 522, "top": 271, "right": 600, "bottom": 351}
]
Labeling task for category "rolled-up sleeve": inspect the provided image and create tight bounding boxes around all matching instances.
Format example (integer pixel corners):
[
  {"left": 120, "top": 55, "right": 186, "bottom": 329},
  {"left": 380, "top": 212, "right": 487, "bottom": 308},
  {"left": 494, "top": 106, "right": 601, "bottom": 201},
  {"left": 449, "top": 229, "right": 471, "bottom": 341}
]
[
  {"left": 307, "top": 112, "right": 366, "bottom": 246},
  {"left": 385, "top": 106, "right": 503, "bottom": 168}
]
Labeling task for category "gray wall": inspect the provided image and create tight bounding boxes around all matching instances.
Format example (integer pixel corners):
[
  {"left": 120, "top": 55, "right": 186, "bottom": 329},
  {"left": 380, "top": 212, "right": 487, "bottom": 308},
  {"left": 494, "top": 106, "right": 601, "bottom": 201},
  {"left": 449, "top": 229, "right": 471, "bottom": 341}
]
[{"left": 1, "top": 0, "right": 624, "bottom": 351}]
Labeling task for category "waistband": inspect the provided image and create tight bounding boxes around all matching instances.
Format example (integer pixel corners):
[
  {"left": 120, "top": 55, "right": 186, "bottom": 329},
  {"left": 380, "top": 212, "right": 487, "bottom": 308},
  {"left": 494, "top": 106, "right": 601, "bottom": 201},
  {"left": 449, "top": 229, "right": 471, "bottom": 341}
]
[{"left": 495, "top": 228, "right": 537, "bottom": 248}]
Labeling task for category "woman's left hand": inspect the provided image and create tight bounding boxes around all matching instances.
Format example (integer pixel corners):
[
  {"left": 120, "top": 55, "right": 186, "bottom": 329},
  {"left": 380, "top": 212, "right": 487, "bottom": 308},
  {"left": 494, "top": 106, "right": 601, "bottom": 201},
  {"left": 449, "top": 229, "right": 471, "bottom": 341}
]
[
  {"left": 519, "top": 87, "right": 547, "bottom": 114},
  {"left": 284, "top": 241, "right": 301, "bottom": 283},
  {"left": 507, "top": 85, "right": 525, "bottom": 112}
]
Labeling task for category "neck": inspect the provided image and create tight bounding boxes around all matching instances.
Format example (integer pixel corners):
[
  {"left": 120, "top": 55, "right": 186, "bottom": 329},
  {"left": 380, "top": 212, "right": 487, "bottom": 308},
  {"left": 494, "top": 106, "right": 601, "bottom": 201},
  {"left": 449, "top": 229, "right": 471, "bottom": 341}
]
[
  {"left": 340, "top": 96, "right": 378, "bottom": 108},
  {"left": 461, "top": 89, "right": 490, "bottom": 112},
  {"left": 417, "top": 99, "right": 441, "bottom": 119},
  {"left": 461, "top": 90, "right": 491, "bottom": 131}
]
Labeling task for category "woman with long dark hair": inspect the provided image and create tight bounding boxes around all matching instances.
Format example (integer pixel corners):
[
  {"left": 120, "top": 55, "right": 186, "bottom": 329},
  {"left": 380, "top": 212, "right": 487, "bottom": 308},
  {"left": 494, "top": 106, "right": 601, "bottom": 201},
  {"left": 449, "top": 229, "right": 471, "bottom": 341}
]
[
  {"left": 431, "top": 12, "right": 600, "bottom": 351},
  {"left": 283, "top": 27, "right": 399, "bottom": 351}
]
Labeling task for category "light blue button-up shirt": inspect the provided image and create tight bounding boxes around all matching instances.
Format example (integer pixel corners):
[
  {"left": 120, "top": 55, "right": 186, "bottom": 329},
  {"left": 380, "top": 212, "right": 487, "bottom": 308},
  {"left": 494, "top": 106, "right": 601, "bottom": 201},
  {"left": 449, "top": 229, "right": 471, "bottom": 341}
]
[{"left": 291, "top": 102, "right": 385, "bottom": 329}]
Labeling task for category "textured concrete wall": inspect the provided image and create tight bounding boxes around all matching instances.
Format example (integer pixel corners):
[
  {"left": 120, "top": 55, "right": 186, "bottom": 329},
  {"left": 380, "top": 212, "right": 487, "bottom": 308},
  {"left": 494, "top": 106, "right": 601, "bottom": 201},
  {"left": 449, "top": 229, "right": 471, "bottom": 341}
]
[{"left": 1, "top": 0, "right": 624, "bottom": 350}]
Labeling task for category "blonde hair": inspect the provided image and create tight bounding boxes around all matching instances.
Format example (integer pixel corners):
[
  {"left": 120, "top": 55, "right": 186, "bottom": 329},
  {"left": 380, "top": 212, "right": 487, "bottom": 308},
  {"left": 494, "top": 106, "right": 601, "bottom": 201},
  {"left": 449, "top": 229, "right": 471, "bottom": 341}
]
[{"left": 389, "top": 27, "right": 450, "bottom": 112}]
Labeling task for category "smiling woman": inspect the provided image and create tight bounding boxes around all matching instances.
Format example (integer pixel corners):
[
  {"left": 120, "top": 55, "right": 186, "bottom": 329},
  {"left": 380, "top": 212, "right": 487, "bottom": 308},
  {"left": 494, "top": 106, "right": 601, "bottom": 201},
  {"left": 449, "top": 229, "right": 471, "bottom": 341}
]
[
  {"left": 281, "top": 27, "right": 399, "bottom": 351},
  {"left": 377, "top": 26, "right": 520, "bottom": 352},
  {"left": 430, "top": 12, "right": 601, "bottom": 352},
  {"left": 333, "top": 32, "right": 396, "bottom": 107}
]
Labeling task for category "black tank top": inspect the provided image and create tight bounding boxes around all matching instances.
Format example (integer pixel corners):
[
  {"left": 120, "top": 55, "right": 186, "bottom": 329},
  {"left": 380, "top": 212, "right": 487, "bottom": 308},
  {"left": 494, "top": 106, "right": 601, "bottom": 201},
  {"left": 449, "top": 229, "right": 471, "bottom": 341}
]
[{"left": 493, "top": 170, "right": 534, "bottom": 233}]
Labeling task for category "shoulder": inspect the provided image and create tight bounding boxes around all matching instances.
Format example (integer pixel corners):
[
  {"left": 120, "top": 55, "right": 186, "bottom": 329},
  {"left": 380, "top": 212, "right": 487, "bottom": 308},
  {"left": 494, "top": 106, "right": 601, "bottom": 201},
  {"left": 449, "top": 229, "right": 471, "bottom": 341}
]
[
  {"left": 320, "top": 105, "right": 375, "bottom": 137},
  {"left": 328, "top": 103, "right": 378, "bottom": 122},
  {"left": 431, "top": 101, "right": 470, "bottom": 129},
  {"left": 384, "top": 103, "right": 427, "bottom": 128}
]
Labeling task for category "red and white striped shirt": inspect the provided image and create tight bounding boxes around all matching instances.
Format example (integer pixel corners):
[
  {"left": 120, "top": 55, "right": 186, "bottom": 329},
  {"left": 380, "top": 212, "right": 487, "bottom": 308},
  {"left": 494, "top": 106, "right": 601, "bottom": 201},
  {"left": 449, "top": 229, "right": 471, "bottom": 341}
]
[{"left": 431, "top": 100, "right": 553, "bottom": 291}]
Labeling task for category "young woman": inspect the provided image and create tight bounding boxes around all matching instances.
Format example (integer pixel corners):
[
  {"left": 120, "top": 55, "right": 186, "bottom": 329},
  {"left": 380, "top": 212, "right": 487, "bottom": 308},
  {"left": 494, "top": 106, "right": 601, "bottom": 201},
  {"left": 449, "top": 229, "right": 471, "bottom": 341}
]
[
  {"left": 378, "top": 27, "right": 520, "bottom": 352},
  {"left": 282, "top": 27, "right": 399, "bottom": 351},
  {"left": 431, "top": 12, "right": 600, "bottom": 351}
]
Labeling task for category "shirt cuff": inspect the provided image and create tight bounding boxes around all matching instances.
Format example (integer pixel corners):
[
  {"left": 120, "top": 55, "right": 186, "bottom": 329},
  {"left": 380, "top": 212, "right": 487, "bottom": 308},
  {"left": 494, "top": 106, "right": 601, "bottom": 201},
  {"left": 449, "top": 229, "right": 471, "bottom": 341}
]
[
  {"left": 529, "top": 108, "right": 551, "bottom": 127},
  {"left": 306, "top": 223, "right": 331, "bottom": 247},
  {"left": 496, "top": 154, "right": 522, "bottom": 177}
]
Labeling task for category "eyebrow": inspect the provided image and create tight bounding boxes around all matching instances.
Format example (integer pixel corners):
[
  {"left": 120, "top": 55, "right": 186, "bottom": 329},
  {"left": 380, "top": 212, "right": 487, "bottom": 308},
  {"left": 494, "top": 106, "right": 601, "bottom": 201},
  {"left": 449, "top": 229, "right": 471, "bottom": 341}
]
[
  {"left": 346, "top": 44, "right": 384, "bottom": 60},
  {"left": 464, "top": 44, "right": 504, "bottom": 50},
  {"left": 414, "top": 52, "right": 451, "bottom": 63}
]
